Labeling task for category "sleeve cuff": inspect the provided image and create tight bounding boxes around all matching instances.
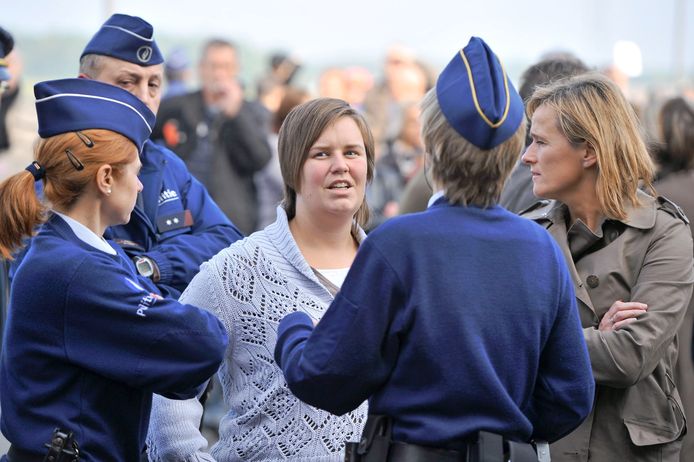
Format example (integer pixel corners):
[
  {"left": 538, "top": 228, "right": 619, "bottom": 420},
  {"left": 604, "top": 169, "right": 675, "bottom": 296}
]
[
  {"left": 146, "top": 249, "right": 174, "bottom": 285},
  {"left": 277, "top": 311, "right": 314, "bottom": 338}
]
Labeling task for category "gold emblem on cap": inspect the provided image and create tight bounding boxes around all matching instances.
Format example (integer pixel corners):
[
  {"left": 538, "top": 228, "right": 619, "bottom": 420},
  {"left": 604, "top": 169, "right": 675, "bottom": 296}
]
[{"left": 459, "top": 49, "right": 511, "bottom": 129}]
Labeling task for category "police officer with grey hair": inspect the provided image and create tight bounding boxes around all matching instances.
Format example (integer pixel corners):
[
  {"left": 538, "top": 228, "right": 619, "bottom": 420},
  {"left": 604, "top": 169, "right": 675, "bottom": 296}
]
[{"left": 76, "top": 14, "right": 243, "bottom": 298}]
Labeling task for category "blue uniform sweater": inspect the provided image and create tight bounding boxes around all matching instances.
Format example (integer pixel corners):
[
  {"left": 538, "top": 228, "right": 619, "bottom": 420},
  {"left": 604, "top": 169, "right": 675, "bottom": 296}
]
[
  {"left": 1, "top": 215, "right": 228, "bottom": 461},
  {"left": 275, "top": 200, "right": 594, "bottom": 449}
]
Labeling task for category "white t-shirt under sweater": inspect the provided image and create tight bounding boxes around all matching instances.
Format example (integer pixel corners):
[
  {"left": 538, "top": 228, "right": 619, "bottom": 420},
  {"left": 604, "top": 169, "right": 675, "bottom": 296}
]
[
  {"left": 316, "top": 268, "right": 350, "bottom": 289},
  {"left": 147, "top": 207, "right": 367, "bottom": 462}
]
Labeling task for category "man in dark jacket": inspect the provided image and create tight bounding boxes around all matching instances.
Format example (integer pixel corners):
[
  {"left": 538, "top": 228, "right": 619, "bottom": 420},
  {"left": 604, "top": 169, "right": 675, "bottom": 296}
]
[{"left": 152, "top": 39, "right": 272, "bottom": 235}]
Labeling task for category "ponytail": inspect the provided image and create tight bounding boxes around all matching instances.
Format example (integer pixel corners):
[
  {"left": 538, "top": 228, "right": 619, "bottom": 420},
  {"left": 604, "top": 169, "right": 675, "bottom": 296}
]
[
  {"left": 0, "top": 129, "right": 135, "bottom": 259},
  {"left": 0, "top": 170, "right": 47, "bottom": 259}
]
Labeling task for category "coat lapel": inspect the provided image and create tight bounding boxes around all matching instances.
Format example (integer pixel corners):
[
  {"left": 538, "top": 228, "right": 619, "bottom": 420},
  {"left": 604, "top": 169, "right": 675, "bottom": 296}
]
[{"left": 545, "top": 218, "right": 596, "bottom": 314}]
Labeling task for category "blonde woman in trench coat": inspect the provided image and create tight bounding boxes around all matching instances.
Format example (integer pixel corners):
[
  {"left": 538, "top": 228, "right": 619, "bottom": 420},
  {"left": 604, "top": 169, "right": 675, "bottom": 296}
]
[{"left": 522, "top": 74, "right": 694, "bottom": 462}]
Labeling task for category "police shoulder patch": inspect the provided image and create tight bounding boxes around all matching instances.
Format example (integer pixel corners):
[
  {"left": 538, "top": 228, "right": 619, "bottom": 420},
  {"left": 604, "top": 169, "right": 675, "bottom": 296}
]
[{"left": 657, "top": 196, "right": 689, "bottom": 224}]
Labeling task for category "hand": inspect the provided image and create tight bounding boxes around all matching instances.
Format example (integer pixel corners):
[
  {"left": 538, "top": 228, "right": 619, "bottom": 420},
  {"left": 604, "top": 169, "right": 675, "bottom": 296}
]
[
  {"left": 598, "top": 300, "right": 648, "bottom": 331},
  {"left": 213, "top": 79, "right": 244, "bottom": 118}
]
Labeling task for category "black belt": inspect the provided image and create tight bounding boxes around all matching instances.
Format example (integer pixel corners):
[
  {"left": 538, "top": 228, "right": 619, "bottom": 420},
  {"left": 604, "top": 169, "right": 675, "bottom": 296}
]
[
  {"left": 388, "top": 441, "right": 467, "bottom": 462},
  {"left": 7, "top": 445, "right": 44, "bottom": 462}
]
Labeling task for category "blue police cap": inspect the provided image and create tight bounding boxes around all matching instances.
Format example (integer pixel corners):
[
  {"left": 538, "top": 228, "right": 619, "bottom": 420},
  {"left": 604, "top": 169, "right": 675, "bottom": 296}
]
[
  {"left": 436, "top": 37, "right": 524, "bottom": 150},
  {"left": 81, "top": 13, "right": 163, "bottom": 66},
  {"left": 34, "top": 78, "right": 155, "bottom": 153},
  {"left": 0, "top": 26, "right": 14, "bottom": 82}
]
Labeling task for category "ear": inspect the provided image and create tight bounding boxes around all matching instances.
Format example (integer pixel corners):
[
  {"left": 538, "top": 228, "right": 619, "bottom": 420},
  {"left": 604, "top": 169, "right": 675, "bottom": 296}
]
[
  {"left": 582, "top": 143, "right": 597, "bottom": 169},
  {"left": 95, "top": 164, "right": 114, "bottom": 196}
]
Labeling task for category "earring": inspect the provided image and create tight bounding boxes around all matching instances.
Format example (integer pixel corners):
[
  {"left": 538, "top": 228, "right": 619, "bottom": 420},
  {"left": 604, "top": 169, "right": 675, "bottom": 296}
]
[{"left": 106, "top": 189, "right": 112, "bottom": 195}]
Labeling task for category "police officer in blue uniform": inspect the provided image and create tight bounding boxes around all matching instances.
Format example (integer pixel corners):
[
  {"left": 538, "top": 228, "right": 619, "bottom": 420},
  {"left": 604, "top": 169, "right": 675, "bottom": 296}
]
[
  {"left": 275, "top": 37, "right": 595, "bottom": 461},
  {"left": 78, "top": 14, "right": 243, "bottom": 298},
  {"left": 0, "top": 78, "right": 229, "bottom": 461}
]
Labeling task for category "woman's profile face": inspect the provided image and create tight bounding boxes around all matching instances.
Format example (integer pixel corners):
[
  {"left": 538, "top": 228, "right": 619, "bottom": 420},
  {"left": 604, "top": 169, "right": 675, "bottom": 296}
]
[
  {"left": 522, "top": 104, "right": 589, "bottom": 202},
  {"left": 295, "top": 116, "right": 368, "bottom": 221},
  {"left": 106, "top": 146, "right": 143, "bottom": 226}
]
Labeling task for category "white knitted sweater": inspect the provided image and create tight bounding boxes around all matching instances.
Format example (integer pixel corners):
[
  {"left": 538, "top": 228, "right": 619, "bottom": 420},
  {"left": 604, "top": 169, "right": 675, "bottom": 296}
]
[{"left": 147, "top": 208, "right": 367, "bottom": 461}]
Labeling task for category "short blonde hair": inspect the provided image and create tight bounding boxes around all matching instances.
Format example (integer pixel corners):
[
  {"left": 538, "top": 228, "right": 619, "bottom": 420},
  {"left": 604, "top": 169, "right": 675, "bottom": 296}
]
[
  {"left": 419, "top": 88, "right": 526, "bottom": 207},
  {"left": 527, "top": 73, "right": 655, "bottom": 220}
]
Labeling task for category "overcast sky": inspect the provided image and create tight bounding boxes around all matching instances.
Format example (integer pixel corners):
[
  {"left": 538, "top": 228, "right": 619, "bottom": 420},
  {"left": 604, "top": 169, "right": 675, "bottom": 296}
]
[{"left": 2, "top": 0, "right": 693, "bottom": 78}]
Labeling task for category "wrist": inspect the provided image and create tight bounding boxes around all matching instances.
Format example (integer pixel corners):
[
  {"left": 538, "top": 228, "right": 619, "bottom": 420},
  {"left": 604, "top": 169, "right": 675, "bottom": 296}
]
[{"left": 134, "top": 256, "right": 161, "bottom": 283}]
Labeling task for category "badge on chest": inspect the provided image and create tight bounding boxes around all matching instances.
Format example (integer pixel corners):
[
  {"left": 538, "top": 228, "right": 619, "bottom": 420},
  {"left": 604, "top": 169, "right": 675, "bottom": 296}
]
[{"left": 157, "top": 210, "right": 193, "bottom": 233}]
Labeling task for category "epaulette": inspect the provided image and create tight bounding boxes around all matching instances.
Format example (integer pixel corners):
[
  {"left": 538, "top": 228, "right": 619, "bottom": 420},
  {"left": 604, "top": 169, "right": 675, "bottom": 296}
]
[
  {"left": 657, "top": 196, "right": 689, "bottom": 224},
  {"left": 518, "top": 199, "right": 553, "bottom": 220}
]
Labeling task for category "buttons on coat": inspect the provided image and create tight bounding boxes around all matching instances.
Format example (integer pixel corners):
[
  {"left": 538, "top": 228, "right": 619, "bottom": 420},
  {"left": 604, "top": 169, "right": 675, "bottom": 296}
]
[{"left": 586, "top": 275, "right": 600, "bottom": 288}]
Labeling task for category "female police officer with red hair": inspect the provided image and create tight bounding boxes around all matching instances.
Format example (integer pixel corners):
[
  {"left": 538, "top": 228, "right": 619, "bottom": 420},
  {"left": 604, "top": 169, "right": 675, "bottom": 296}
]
[{"left": 0, "top": 78, "right": 228, "bottom": 461}]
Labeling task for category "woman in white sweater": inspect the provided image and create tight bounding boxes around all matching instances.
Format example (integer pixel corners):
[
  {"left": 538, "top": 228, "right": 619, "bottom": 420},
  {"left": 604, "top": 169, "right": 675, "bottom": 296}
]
[{"left": 147, "top": 98, "right": 374, "bottom": 461}]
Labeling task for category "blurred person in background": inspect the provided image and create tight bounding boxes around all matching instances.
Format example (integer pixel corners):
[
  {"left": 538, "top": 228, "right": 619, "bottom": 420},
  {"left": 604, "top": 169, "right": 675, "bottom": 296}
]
[
  {"left": 77, "top": 14, "right": 242, "bottom": 299},
  {"left": 267, "top": 52, "right": 301, "bottom": 87},
  {"left": 653, "top": 95, "right": 694, "bottom": 462},
  {"left": 0, "top": 25, "right": 14, "bottom": 377},
  {"left": 153, "top": 38, "right": 272, "bottom": 235},
  {"left": 253, "top": 52, "right": 301, "bottom": 132},
  {"left": 147, "top": 98, "right": 371, "bottom": 461},
  {"left": 163, "top": 47, "right": 192, "bottom": 100},
  {"left": 499, "top": 54, "right": 590, "bottom": 213},
  {"left": 367, "top": 100, "right": 424, "bottom": 228},
  {"left": 343, "top": 66, "right": 374, "bottom": 112},
  {"left": 363, "top": 45, "right": 430, "bottom": 151},
  {"left": 318, "top": 66, "right": 347, "bottom": 100},
  {"left": 522, "top": 74, "right": 693, "bottom": 461},
  {"left": 0, "top": 28, "right": 20, "bottom": 153}
]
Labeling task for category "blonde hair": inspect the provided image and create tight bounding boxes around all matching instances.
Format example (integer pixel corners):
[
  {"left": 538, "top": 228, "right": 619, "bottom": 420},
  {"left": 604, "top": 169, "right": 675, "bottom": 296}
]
[
  {"left": 419, "top": 88, "right": 526, "bottom": 207},
  {"left": 278, "top": 98, "right": 375, "bottom": 229},
  {"left": 527, "top": 73, "right": 655, "bottom": 220},
  {"left": 0, "top": 129, "right": 136, "bottom": 259}
]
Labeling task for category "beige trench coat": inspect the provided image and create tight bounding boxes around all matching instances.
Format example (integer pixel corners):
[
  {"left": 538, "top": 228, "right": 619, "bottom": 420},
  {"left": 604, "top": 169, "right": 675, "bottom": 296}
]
[{"left": 524, "top": 191, "right": 694, "bottom": 462}]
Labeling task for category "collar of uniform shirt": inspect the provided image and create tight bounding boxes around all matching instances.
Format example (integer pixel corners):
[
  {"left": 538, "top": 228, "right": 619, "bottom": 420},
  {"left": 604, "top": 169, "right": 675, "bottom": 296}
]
[
  {"left": 427, "top": 190, "right": 445, "bottom": 208},
  {"left": 53, "top": 210, "right": 117, "bottom": 255}
]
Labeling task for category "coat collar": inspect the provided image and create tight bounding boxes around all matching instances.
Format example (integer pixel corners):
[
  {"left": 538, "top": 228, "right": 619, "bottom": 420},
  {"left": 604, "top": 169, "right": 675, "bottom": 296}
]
[
  {"left": 523, "top": 189, "right": 657, "bottom": 231},
  {"left": 522, "top": 190, "right": 657, "bottom": 315}
]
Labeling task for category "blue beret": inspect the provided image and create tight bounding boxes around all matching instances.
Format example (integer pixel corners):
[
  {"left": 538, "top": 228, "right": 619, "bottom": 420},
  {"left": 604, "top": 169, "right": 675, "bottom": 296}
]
[
  {"left": 34, "top": 78, "right": 155, "bottom": 153},
  {"left": 81, "top": 13, "right": 163, "bottom": 66},
  {"left": 436, "top": 37, "right": 524, "bottom": 150},
  {"left": 0, "top": 26, "right": 14, "bottom": 82}
]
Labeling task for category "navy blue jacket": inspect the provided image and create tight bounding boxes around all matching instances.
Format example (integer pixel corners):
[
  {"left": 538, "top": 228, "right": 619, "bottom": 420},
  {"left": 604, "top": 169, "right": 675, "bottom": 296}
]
[
  {"left": 275, "top": 200, "right": 595, "bottom": 449},
  {"left": 104, "top": 140, "right": 242, "bottom": 298},
  {"left": 1, "top": 215, "right": 228, "bottom": 461}
]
